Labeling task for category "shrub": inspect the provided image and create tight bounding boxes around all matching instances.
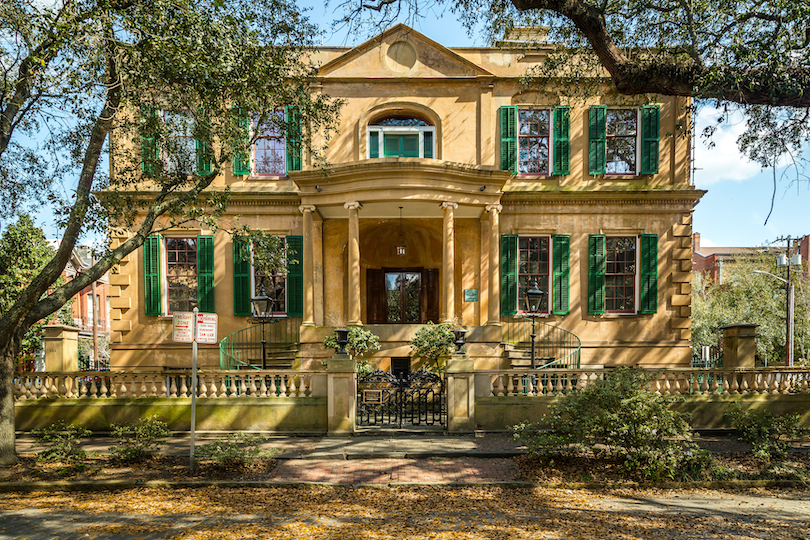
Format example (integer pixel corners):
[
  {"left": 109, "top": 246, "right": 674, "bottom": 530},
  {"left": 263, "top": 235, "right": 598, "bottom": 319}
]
[
  {"left": 109, "top": 415, "right": 171, "bottom": 463},
  {"left": 725, "top": 404, "right": 805, "bottom": 462},
  {"left": 513, "top": 367, "right": 714, "bottom": 481},
  {"left": 196, "top": 433, "right": 271, "bottom": 468},
  {"left": 410, "top": 322, "right": 456, "bottom": 368},
  {"left": 32, "top": 420, "right": 91, "bottom": 463},
  {"left": 324, "top": 327, "right": 380, "bottom": 375}
]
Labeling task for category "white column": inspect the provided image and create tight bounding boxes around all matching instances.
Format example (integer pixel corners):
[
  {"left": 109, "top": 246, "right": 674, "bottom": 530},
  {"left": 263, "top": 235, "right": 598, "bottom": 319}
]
[
  {"left": 485, "top": 203, "right": 503, "bottom": 326},
  {"left": 345, "top": 201, "right": 362, "bottom": 326},
  {"left": 441, "top": 202, "right": 458, "bottom": 324},
  {"left": 299, "top": 205, "right": 317, "bottom": 326}
]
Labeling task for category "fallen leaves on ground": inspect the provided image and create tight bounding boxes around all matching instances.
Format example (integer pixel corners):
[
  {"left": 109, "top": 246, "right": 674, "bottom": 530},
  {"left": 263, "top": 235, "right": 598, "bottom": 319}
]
[{"left": 1, "top": 485, "right": 808, "bottom": 539}]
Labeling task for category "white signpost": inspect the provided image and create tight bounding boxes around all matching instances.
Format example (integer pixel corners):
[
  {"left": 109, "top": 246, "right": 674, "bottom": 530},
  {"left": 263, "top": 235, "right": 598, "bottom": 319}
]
[{"left": 172, "top": 309, "right": 218, "bottom": 471}]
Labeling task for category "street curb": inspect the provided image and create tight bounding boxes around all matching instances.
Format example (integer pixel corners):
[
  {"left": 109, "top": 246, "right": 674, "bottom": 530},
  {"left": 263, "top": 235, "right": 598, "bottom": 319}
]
[{"left": 0, "top": 478, "right": 805, "bottom": 493}]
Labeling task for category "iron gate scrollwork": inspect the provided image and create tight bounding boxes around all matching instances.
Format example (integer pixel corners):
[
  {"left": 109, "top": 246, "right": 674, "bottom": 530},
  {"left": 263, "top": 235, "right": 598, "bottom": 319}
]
[{"left": 357, "top": 369, "right": 446, "bottom": 428}]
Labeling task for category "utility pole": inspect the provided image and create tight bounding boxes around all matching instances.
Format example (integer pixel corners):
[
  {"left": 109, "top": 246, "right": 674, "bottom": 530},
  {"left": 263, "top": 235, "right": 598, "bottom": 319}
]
[{"left": 774, "top": 235, "right": 797, "bottom": 367}]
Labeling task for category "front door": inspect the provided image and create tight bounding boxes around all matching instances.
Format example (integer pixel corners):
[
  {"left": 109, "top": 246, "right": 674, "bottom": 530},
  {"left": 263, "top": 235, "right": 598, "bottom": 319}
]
[{"left": 367, "top": 268, "right": 439, "bottom": 324}]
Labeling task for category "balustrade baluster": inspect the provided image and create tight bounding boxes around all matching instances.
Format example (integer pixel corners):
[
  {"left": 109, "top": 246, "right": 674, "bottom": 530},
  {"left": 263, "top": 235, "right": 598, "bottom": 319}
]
[
  {"left": 148, "top": 376, "right": 158, "bottom": 397},
  {"left": 169, "top": 377, "right": 178, "bottom": 398},
  {"left": 544, "top": 374, "right": 553, "bottom": 395},
  {"left": 219, "top": 376, "right": 229, "bottom": 397},
  {"left": 730, "top": 372, "right": 739, "bottom": 394},
  {"left": 259, "top": 374, "right": 268, "bottom": 397},
  {"left": 179, "top": 377, "right": 189, "bottom": 398},
  {"left": 22, "top": 377, "right": 32, "bottom": 400},
  {"left": 289, "top": 376, "right": 299, "bottom": 397},
  {"left": 279, "top": 375, "right": 288, "bottom": 397},
  {"left": 495, "top": 374, "right": 505, "bottom": 397},
  {"left": 98, "top": 376, "right": 108, "bottom": 398},
  {"left": 119, "top": 375, "right": 129, "bottom": 398},
  {"left": 506, "top": 374, "right": 515, "bottom": 396},
  {"left": 199, "top": 375, "right": 208, "bottom": 398},
  {"left": 249, "top": 376, "right": 258, "bottom": 397}
]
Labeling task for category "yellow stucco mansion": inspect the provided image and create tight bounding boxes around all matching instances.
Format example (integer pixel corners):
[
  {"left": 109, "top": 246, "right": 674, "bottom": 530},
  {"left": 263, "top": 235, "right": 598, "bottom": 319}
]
[{"left": 107, "top": 25, "right": 703, "bottom": 372}]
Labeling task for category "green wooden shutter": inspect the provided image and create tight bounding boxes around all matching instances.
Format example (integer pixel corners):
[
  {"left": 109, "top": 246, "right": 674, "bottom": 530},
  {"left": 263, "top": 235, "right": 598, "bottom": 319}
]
[
  {"left": 196, "top": 139, "right": 213, "bottom": 175},
  {"left": 232, "top": 113, "right": 251, "bottom": 176},
  {"left": 499, "top": 106, "right": 517, "bottom": 173},
  {"left": 588, "top": 105, "right": 607, "bottom": 175},
  {"left": 144, "top": 235, "right": 162, "bottom": 316},
  {"left": 140, "top": 106, "right": 159, "bottom": 176},
  {"left": 383, "top": 134, "right": 399, "bottom": 156},
  {"left": 286, "top": 235, "right": 304, "bottom": 316},
  {"left": 197, "top": 235, "right": 215, "bottom": 313},
  {"left": 285, "top": 106, "right": 302, "bottom": 172},
  {"left": 552, "top": 106, "right": 570, "bottom": 175},
  {"left": 500, "top": 234, "right": 518, "bottom": 316},
  {"left": 369, "top": 131, "right": 379, "bottom": 158},
  {"left": 233, "top": 240, "right": 252, "bottom": 316},
  {"left": 423, "top": 131, "right": 433, "bottom": 158},
  {"left": 639, "top": 234, "right": 658, "bottom": 314},
  {"left": 588, "top": 234, "right": 606, "bottom": 315},
  {"left": 401, "top": 134, "right": 419, "bottom": 157},
  {"left": 552, "top": 235, "right": 570, "bottom": 315},
  {"left": 640, "top": 105, "right": 660, "bottom": 175}
]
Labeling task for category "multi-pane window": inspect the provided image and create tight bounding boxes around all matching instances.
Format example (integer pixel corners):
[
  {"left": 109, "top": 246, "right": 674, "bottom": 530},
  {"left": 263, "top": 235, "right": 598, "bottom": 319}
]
[
  {"left": 165, "top": 237, "right": 198, "bottom": 314},
  {"left": 518, "top": 236, "right": 549, "bottom": 313},
  {"left": 518, "top": 109, "right": 550, "bottom": 174},
  {"left": 252, "top": 240, "right": 287, "bottom": 316},
  {"left": 254, "top": 112, "right": 286, "bottom": 176},
  {"left": 605, "top": 109, "right": 638, "bottom": 174},
  {"left": 605, "top": 237, "right": 636, "bottom": 313},
  {"left": 163, "top": 111, "right": 196, "bottom": 174},
  {"left": 368, "top": 116, "right": 435, "bottom": 159},
  {"left": 385, "top": 271, "right": 421, "bottom": 323}
]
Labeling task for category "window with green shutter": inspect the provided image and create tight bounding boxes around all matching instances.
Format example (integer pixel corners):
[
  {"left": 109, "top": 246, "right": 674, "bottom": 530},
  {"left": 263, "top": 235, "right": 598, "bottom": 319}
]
[
  {"left": 369, "top": 131, "right": 379, "bottom": 158},
  {"left": 196, "top": 139, "right": 213, "bottom": 175},
  {"left": 639, "top": 234, "right": 658, "bottom": 314},
  {"left": 500, "top": 234, "right": 518, "bottom": 316},
  {"left": 232, "top": 113, "right": 251, "bottom": 176},
  {"left": 552, "top": 235, "right": 570, "bottom": 314},
  {"left": 588, "top": 106, "right": 607, "bottom": 175},
  {"left": 499, "top": 106, "right": 517, "bottom": 173},
  {"left": 367, "top": 116, "right": 434, "bottom": 159},
  {"left": 285, "top": 106, "right": 302, "bottom": 172},
  {"left": 233, "top": 240, "right": 252, "bottom": 316},
  {"left": 197, "top": 235, "right": 215, "bottom": 313},
  {"left": 286, "top": 235, "right": 304, "bottom": 317},
  {"left": 588, "top": 234, "right": 606, "bottom": 314},
  {"left": 144, "top": 235, "right": 162, "bottom": 316},
  {"left": 640, "top": 105, "right": 660, "bottom": 175},
  {"left": 552, "top": 106, "right": 570, "bottom": 175}
]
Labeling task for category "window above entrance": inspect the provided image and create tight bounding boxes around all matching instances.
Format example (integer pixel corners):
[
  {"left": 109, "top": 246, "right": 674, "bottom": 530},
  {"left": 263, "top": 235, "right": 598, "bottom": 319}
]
[{"left": 368, "top": 115, "right": 435, "bottom": 159}]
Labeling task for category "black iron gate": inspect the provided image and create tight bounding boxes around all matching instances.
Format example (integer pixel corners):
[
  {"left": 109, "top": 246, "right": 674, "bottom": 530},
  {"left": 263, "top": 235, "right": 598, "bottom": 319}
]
[{"left": 356, "top": 369, "right": 446, "bottom": 428}]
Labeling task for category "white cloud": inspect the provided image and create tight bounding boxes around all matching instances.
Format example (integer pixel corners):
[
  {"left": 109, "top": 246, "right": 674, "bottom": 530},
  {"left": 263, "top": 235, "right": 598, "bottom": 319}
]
[
  {"left": 693, "top": 106, "right": 762, "bottom": 186},
  {"left": 699, "top": 237, "right": 717, "bottom": 248}
]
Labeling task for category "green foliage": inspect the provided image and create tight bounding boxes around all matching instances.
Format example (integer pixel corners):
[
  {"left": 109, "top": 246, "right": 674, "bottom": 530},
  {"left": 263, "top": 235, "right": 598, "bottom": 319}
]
[
  {"left": 109, "top": 415, "right": 171, "bottom": 464},
  {"left": 324, "top": 327, "right": 381, "bottom": 371},
  {"left": 196, "top": 433, "right": 272, "bottom": 468},
  {"left": 32, "top": 421, "right": 91, "bottom": 464},
  {"left": 232, "top": 228, "right": 292, "bottom": 279},
  {"left": 409, "top": 322, "right": 456, "bottom": 366},
  {"left": 0, "top": 215, "right": 73, "bottom": 369},
  {"left": 512, "top": 367, "right": 713, "bottom": 481},
  {"left": 725, "top": 404, "right": 805, "bottom": 462},
  {"left": 692, "top": 254, "right": 810, "bottom": 366}
]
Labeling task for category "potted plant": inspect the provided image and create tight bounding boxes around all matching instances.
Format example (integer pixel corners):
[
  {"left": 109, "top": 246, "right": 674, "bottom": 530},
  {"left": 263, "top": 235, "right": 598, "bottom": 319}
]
[{"left": 323, "top": 327, "right": 381, "bottom": 376}]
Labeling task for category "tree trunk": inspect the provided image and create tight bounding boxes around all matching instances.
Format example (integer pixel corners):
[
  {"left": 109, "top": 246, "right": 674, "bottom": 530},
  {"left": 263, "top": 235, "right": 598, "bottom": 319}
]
[{"left": 0, "top": 339, "right": 20, "bottom": 466}]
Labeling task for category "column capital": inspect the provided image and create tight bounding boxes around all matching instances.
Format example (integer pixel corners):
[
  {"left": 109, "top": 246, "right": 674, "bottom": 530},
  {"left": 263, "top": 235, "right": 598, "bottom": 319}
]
[
  {"left": 299, "top": 204, "right": 316, "bottom": 214},
  {"left": 344, "top": 201, "right": 362, "bottom": 211},
  {"left": 485, "top": 203, "right": 503, "bottom": 214},
  {"left": 441, "top": 201, "right": 458, "bottom": 210}
]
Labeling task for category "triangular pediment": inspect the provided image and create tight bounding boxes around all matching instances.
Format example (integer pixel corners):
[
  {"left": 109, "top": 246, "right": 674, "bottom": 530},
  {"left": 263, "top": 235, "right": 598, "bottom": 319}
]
[{"left": 318, "top": 24, "right": 493, "bottom": 79}]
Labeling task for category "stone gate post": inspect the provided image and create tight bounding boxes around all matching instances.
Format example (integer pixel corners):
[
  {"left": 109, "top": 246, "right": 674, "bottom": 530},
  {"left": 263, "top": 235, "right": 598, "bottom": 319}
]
[
  {"left": 446, "top": 353, "right": 475, "bottom": 432},
  {"left": 327, "top": 353, "right": 356, "bottom": 433}
]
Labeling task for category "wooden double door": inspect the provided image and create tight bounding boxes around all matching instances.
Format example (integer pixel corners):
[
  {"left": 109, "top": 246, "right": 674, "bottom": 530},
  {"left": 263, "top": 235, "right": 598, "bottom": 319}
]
[{"left": 367, "top": 268, "right": 439, "bottom": 324}]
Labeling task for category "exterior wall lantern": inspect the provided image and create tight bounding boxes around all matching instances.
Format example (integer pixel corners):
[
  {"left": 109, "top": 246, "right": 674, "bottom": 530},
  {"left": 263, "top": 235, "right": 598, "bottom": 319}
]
[
  {"left": 524, "top": 279, "right": 546, "bottom": 370},
  {"left": 250, "top": 281, "right": 272, "bottom": 369},
  {"left": 396, "top": 206, "right": 407, "bottom": 256}
]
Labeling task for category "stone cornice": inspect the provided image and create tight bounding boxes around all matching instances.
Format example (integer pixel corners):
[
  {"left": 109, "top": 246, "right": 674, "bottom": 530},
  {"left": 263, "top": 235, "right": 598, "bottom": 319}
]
[{"left": 501, "top": 189, "right": 705, "bottom": 208}]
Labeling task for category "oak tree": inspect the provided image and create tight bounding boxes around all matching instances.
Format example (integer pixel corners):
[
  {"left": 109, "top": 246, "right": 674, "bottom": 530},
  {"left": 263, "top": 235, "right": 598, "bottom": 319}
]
[{"left": 0, "top": 0, "right": 340, "bottom": 465}]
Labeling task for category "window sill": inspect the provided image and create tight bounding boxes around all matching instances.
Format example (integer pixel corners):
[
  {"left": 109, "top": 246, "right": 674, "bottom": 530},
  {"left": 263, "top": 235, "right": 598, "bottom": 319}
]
[
  {"left": 599, "top": 312, "right": 641, "bottom": 318},
  {"left": 597, "top": 175, "right": 649, "bottom": 180},
  {"left": 246, "top": 174, "right": 288, "bottom": 181}
]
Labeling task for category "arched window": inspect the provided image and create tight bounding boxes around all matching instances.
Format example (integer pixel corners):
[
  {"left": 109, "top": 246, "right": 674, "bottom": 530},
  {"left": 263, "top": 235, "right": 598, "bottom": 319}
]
[{"left": 368, "top": 115, "right": 435, "bottom": 159}]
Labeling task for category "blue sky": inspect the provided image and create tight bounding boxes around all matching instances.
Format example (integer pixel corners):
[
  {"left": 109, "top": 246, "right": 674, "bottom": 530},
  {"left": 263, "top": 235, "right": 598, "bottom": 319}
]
[{"left": 304, "top": 1, "right": 809, "bottom": 249}]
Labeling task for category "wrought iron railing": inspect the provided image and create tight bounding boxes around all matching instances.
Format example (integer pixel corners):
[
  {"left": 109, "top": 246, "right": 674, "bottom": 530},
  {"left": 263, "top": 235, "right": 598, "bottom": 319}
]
[
  {"left": 219, "top": 317, "right": 302, "bottom": 370},
  {"left": 500, "top": 316, "right": 581, "bottom": 369}
]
